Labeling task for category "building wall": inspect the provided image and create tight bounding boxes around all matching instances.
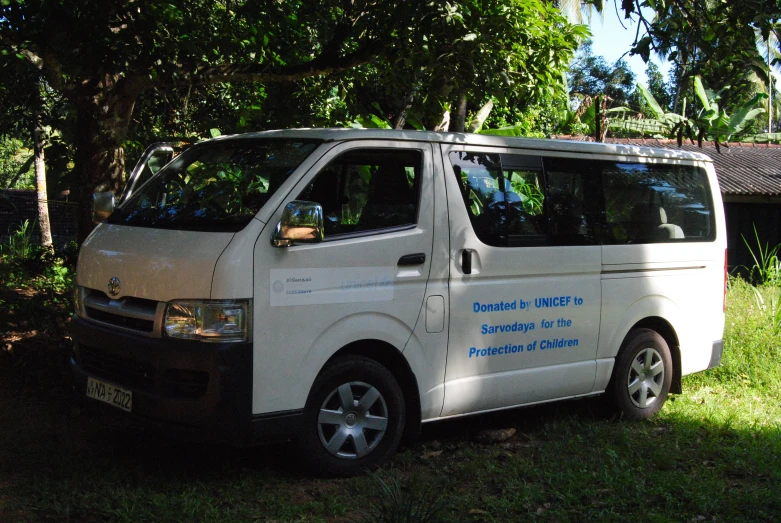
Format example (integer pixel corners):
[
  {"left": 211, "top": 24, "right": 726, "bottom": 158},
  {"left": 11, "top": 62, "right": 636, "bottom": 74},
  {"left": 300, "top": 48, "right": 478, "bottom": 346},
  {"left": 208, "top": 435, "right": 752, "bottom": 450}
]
[{"left": 724, "top": 201, "right": 781, "bottom": 280}]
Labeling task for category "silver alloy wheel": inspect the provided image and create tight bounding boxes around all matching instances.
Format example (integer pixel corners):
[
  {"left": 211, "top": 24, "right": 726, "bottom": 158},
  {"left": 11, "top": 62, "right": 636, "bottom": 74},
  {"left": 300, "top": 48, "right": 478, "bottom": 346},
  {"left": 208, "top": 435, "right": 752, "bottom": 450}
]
[
  {"left": 627, "top": 347, "right": 665, "bottom": 408},
  {"left": 317, "top": 381, "right": 389, "bottom": 459}
]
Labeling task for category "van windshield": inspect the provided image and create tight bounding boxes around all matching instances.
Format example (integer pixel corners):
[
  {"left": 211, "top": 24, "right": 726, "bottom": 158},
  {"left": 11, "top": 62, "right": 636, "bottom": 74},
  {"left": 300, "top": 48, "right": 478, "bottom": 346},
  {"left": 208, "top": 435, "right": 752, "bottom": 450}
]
[{"left": 108, "top": 139, "right": 321, "bottom": 232}]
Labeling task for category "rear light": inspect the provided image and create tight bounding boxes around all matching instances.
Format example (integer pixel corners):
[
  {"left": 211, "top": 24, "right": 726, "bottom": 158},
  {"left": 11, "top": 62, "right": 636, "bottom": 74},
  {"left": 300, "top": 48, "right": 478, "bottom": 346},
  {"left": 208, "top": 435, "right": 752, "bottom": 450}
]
[{"left": 723, "top": 249, "right": 728, "bottom": 312}]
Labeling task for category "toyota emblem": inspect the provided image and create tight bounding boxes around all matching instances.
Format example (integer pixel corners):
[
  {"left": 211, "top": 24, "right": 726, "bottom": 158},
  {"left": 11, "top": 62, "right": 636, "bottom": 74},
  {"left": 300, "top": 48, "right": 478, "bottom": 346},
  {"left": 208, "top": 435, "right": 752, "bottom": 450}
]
[{"left": 107, "top": 277, "right": 121, "bottom": 297}]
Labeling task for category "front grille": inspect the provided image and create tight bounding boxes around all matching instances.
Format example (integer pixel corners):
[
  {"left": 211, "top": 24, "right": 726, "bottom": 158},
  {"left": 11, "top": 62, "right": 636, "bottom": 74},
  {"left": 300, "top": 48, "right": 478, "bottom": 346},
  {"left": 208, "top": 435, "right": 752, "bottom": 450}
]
[
  {"left": 81, "top": 288, "right": 160, "bottom": 335},
  {"left": 85, "top": 307, "right": 155, "bottom": 332},
  {"left": 162, "top": 369, "right": 210, "bottom": 398},
  {"left": 80, "top": 347, "right": 155, "bottom": 389}
]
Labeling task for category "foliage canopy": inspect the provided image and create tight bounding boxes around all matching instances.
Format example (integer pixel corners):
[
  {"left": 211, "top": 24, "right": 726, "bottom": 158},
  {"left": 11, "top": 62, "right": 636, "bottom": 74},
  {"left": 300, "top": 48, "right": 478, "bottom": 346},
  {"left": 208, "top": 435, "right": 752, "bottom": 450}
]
[{"left": 0, "top": 0, "right": 584, "bottom": 241}]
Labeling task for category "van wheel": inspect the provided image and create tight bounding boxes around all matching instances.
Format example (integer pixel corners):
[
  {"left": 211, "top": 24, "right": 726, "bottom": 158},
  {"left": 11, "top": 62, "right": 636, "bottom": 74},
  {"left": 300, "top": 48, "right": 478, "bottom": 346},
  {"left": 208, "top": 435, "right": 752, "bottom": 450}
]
[
  {"left": 610, "top": 329, "right": 672, "bottom": 420},
  {"left": 299, "top": 355, "right": 405, "bottom": 476}
]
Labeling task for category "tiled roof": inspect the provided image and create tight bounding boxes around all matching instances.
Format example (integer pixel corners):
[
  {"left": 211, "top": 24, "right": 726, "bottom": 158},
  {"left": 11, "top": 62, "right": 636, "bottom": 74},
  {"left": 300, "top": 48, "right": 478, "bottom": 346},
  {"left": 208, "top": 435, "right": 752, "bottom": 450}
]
[{"left": 553, "top": 136, "right": 781, "bottom": 196}]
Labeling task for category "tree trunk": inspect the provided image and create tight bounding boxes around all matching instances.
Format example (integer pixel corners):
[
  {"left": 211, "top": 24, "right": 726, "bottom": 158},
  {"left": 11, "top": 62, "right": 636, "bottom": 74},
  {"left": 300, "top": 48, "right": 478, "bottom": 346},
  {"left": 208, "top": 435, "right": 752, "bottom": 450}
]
[
  {"left": 672, "top": 44, "right": 692, "bottom": 115},
  {"left": 73, "top": 85, "right": 138, "bottom": 244},
  {"left": 34, "top": 125, "right": 53, "bottom": 250},
  {"left": 392, "top": 88, "right": 416, "bottom": 130},
  {"left": 74, "top": 111, "right": 129, "bottom": 244},
  {"left": 672, "top": 65, "right": 684, "bottom": 115},
  {"left": 452, "top": 93, "right": 468, "bottom": 133}
]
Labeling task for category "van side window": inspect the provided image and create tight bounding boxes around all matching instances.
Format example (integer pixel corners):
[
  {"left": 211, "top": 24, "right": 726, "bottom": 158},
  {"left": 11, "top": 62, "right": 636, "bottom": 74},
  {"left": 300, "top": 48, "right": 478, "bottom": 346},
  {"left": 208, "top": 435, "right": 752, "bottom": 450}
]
[
  {"left": 298, "top": 149, "right": 421, "bottom": 237},
  {"left": 602, "top": 163, "right": 714, "bottom": 243},
  {"left": 449, "top": 152, "right": 546, "bottom": 247},
  {"left": 543, "top": 157, "right": 603, "bottom": 245}
]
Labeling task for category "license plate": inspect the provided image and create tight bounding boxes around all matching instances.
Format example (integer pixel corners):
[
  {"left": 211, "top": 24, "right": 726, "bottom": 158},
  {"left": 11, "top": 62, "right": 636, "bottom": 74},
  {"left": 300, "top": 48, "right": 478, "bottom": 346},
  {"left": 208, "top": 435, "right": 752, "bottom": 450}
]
[{"left": 86, "top": 377, "right": 132, "bottom": 412}]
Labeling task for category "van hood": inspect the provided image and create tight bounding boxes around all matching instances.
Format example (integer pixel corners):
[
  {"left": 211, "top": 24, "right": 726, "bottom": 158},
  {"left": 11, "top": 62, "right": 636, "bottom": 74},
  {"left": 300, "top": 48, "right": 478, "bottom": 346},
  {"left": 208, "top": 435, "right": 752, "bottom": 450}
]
[{"left": 76, "top": 224, "right": 234, "bottom": 302}]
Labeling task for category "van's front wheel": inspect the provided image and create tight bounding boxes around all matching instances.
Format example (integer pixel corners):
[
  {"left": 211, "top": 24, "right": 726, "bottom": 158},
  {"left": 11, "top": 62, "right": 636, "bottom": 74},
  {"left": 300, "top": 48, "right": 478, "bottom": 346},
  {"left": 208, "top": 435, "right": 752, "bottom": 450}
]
[
  {"left": 299, "top": 355, "right": 405, "bottom": 476},
  {"left": 611, "top": 329, "right": 672, "bottom": 420}
]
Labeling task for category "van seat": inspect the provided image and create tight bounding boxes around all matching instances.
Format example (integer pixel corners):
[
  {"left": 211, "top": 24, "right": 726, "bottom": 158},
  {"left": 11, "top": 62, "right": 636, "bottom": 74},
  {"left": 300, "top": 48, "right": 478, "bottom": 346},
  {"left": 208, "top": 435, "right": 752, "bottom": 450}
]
[{"left": 656, "top": 207, "right": 685, "bottom": 240}]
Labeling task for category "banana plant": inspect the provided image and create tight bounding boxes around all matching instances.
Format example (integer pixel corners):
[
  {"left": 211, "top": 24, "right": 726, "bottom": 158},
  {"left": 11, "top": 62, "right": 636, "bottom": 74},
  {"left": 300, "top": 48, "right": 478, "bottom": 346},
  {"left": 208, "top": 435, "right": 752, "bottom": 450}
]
[
  {"left": 608, "top": 83, "right": 690, "bottom": 140},
  {"left": 610, "top": 76, "right": 767, "bottom": 151},
  {"left": 693, "top": 76, "right": 767, "bottom": 149}
]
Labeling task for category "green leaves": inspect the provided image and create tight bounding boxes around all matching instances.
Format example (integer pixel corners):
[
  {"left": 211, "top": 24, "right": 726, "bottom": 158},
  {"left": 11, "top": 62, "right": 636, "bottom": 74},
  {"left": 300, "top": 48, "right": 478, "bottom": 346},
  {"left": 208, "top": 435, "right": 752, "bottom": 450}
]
[
  {"left": 327, "top": 0, "right": 582, "bottom": 134},
  {"left": 631, "top": 36, "right": 653, "bottom": 63},
  {"left": 694, "top": 76, "right": 712, "bottom": 114},
  {"left": 637, "top": 83, "right": 665, "bottom": 119},
  {"left": 466, "top": 100, "right": 493, "bottom": 133},
  {"left": 623, "top": 0, "right": 780, "bottom": 118},
  {"left": 352, "top": 114, "right": 392, "bottom": 129},
  {"left": 613, "top": 75, "right": 767, "bottom": 149},
  {"left": 478, "top": 126, "right": 527, "bottom": 137}
]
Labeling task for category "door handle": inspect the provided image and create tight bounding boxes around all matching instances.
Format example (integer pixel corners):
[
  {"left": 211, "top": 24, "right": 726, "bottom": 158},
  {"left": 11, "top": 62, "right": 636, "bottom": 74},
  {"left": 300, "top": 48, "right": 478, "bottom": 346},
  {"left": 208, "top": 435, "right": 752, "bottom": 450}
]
[
  {"left": 398, "top": 253, "right": 426, "bottom": 266},
  {"left": 462, "top": 249, "right": 472, "bottom": 274}
]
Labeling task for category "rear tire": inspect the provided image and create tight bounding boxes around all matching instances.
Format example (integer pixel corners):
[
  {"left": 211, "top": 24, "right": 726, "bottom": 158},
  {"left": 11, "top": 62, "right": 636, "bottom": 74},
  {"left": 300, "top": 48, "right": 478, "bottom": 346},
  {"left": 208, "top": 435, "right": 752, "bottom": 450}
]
[
  {"left": 298, "top": 355, "right": 405, "bottom": 476},
  {"left": 610, "top": 329, "right": 672, "bottom": 420}
]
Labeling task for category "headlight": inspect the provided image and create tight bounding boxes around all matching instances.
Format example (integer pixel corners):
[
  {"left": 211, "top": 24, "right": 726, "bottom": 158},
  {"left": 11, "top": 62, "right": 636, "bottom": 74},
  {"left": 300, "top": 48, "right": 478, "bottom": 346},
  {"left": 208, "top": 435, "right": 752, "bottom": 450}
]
[{"left": 164, "top": 300, "right": 251, "bottom": 342}]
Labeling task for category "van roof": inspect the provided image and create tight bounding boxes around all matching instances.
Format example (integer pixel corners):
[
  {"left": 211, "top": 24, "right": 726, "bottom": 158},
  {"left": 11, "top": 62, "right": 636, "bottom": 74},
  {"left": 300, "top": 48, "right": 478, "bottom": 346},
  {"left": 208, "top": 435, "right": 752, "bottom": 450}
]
[{"left": 212, "top": 128, "right": 713, "bottom": 163}]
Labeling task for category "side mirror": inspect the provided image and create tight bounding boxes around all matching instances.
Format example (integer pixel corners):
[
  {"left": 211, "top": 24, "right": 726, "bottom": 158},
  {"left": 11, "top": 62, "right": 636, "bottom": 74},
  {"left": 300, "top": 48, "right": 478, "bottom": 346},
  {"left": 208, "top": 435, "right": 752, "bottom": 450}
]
[
  {"left": 92, "top": 192, "right": 116, "bottom": 224},
  {"left": 271, "top": 200, "right": 324, "bottom": 248}
]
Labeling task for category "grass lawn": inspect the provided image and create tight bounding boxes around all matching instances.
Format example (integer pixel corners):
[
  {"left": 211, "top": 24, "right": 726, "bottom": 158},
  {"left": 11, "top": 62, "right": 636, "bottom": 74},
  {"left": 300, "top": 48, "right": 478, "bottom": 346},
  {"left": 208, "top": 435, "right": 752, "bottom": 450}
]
[{"left": 1, "top": 260, "right": 779, "bottom": 522}]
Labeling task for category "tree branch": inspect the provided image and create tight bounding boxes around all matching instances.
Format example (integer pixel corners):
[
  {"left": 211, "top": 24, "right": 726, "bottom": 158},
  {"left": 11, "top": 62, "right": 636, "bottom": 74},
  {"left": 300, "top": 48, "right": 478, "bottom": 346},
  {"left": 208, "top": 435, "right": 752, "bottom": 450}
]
[
  {"left": 0, "top": 34, "right": 71, "bottom": 96},
  {"left": 175, "top": 44, "right": 379, "bottom": 88}
]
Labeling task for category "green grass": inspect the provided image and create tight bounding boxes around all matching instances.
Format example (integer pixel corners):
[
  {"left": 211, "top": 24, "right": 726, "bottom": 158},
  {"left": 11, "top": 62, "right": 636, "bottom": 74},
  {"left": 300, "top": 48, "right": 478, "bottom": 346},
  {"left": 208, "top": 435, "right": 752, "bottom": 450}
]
[{"left": 1, "top": 265, "right": 779, "bottom": 522}]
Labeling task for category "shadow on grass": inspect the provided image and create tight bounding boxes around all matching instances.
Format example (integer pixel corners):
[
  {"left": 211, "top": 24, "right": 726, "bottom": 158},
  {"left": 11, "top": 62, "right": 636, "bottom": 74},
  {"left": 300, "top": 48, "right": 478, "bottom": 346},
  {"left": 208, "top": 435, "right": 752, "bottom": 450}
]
[
  {"left": 2, "top": 341, "right": 779, "bottom": 522},
  {"left": 413, "top": 401, "right": 778, "bottom": 521},
  {"left": 417, "top": 395, "right": 614, "bottom": 443}
]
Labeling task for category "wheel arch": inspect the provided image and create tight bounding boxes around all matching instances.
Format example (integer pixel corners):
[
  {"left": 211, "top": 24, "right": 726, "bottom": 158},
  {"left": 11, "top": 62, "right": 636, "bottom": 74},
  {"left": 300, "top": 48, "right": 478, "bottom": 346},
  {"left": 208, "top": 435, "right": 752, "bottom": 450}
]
[
  {"left": 613, "top": 317, "right": 681, "bottom": 394},
  {"left": 319, "top": 339, "right": 422, "bottom": 442},
  {"left": 601, "top": 295, "right": 684, "bottom": 395},
  {"left": 291, "top": 311, "right": 417, "bottom": 416}
]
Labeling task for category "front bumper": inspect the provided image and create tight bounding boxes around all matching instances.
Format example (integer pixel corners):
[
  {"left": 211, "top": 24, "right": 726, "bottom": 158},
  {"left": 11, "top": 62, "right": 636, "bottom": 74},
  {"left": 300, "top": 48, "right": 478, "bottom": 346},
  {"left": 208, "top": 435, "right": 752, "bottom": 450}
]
[{"left": 71, "top": 315, "right": 279, "bottom": 445}]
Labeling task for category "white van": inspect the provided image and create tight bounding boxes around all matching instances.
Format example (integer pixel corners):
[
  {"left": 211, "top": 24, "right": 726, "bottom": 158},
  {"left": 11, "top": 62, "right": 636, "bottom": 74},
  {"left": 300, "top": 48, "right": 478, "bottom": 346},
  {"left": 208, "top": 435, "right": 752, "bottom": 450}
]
[{"left": 71, "top": 129, "right": 726, "bottom": 474}]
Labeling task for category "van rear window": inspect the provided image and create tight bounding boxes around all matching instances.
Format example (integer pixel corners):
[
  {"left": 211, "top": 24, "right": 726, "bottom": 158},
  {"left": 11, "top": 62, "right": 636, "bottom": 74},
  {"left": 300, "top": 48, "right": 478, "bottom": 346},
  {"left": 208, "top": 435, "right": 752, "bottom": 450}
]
[
  {"left": 449, "top": 151, "right": 715, "bottom": 246},
  {"left": 602, "top": 162, "right": 715, "bottom": 244},
  {"left": 109, "top": 139, "right": 320, "bottom": 232}
]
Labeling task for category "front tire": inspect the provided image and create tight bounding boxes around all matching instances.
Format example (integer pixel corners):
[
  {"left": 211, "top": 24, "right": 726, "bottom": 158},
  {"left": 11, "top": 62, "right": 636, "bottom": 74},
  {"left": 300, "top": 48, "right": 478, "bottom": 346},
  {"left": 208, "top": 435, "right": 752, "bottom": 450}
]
[
  {"left": 610, "top": 329, "right": 673, "bottom": 420},
  {"left": 299, "top": 355, "right": 405, "bottom": 476}
]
